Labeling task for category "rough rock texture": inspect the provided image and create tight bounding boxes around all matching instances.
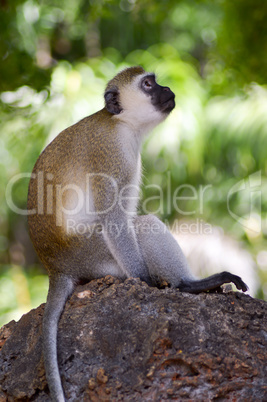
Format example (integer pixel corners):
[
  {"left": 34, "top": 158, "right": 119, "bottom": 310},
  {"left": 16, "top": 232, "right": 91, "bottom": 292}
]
[{"left": 0, "top": 276, "right": 266, "bottom": 401}]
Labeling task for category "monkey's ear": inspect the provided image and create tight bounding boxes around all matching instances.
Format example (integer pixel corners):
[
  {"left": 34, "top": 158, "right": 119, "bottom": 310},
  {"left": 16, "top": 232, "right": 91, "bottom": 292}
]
[{"left": 104, "top": 89, "right": 122, "bottom": 115}]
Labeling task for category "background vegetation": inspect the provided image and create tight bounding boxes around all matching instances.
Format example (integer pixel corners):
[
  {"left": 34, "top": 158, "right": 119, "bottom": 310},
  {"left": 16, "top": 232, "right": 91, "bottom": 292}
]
[{"left": 1, "top": 0, "right": 267, "bottom": 326}]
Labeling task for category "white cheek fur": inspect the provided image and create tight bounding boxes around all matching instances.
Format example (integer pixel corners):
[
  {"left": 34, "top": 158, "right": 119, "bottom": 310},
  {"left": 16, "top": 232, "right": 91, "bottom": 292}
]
[{"left": 116, "top": 75, "right": 167, "bottom": 133}]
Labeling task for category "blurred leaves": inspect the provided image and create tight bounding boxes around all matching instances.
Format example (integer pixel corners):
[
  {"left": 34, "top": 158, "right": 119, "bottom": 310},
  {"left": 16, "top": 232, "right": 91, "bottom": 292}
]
[
  {"left": 0, "top": 265, "right": 48, "bottom": 327},
  {"left": 1, "top": 0, "right": 267, "bottom": 91}
]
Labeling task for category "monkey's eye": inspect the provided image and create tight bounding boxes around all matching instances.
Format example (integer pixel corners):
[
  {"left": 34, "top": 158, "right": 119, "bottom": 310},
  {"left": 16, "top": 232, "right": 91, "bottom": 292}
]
[
  {"left": 144, "top": 80, "right": 152, "bottom": 88},
  {"left": 141, "top": 76, "right": 154, "bottom": 91}
]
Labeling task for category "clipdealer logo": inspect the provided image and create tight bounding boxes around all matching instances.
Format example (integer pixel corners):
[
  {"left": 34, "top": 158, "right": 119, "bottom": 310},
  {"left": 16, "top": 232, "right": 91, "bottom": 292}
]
[
  {"left": 227, "top": 171, "right": 262, "bottom": 234},
  {"left": 5, "top": 170, "right": 263, "bottom": 234}
]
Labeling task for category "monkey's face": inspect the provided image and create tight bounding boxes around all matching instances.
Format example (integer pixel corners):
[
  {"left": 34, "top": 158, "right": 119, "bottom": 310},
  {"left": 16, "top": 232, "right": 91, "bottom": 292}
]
[
  {"left": 105, "top": 68, "right": 175, "bottom": 133},
  {"left": 140, "top": 74, "right": 175, "bottom": 114}
]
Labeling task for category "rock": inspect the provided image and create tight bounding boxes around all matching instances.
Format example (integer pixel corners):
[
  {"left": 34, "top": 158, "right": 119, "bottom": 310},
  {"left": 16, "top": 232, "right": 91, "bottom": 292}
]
[{"left": 0, "top": 276, "right": 266, "bottom": 401}]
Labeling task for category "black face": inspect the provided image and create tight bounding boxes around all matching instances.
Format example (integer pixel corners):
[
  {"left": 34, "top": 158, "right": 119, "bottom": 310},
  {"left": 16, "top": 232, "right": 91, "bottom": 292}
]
[{"left": 140, "top": 74, "right": 175, "bottom": 113}]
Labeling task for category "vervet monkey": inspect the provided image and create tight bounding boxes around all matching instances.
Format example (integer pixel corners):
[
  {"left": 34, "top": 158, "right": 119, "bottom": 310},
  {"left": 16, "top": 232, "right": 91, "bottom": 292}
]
[{"left": 27, "top": 66, "right": 248, "bottom": 401}]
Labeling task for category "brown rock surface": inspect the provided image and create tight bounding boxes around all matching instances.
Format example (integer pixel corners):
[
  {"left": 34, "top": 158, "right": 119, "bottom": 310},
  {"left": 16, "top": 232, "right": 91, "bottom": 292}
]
[{"left": 0, "top": 276, "right": 266, "bottom": 401}]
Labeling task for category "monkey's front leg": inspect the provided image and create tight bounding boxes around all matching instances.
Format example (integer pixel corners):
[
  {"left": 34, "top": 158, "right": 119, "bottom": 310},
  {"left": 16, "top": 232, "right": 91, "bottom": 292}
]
[
  {"left": 134, "top": 214, "right": 193, "bottom": 287},
  {"left": 102, "top": 215, "right": 152, "bottom": 284}
]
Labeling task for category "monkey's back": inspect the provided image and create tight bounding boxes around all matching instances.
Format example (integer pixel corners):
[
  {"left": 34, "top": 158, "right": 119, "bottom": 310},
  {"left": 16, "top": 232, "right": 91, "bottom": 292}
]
[{"left": 27, "top": 108, "right": 128, "bottom": 278}]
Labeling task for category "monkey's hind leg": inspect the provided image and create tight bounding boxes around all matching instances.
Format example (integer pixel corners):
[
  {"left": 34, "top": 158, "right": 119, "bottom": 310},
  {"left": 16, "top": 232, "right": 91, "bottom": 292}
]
[
  {"left": 178, "top": 271, "right": 248, "bottom": 294},
  {"left": 43, "top": 274, "right": 74, "bottom": 402},
  {"left": 134, "top": 214, "right": 248, "bottom": 294}
]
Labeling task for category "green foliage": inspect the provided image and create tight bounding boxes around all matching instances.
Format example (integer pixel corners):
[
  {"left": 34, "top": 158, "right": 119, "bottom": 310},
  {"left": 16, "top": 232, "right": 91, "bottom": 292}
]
[
  {"left": 0, "top": 265, "right": 48, "bottom": 327},
  {"left": 1, "top": 0, "right": 266, "bottom": 91},
  {"left": 215, "top": 0, "right": 267, "bottom": 87}
]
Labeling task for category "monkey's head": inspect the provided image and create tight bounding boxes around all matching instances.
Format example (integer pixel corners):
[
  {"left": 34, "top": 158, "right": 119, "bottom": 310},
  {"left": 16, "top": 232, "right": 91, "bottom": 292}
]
[{"left": 104, "top": 66, "right": 175, "bottom": 132}]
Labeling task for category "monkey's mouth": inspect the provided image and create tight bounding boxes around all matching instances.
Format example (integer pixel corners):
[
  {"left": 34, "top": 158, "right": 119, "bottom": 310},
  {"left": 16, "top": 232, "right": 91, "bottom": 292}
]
[{"left": 161, "top": 96, "right": 175, "bottom": 113}]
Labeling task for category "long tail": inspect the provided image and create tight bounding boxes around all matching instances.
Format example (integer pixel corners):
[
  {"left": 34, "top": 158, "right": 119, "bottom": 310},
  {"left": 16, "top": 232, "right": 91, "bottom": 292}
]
[
  {"left": 43, "top": 275, "right": 74, "bottom": 402},
  {"left": 178, "top": 271, "right": 248, "bottom": 294}
]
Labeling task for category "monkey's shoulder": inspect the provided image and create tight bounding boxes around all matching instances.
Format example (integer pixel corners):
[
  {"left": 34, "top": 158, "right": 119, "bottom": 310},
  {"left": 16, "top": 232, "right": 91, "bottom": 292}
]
[
  {"left": 33, "top": 109, "right": 119, "bottom": 168},
  {"left": 57, "top": 108, "right": 117, "bottom": 144},
  {"left": 73, "top": 108, "right": 117, "bottom": 135}
]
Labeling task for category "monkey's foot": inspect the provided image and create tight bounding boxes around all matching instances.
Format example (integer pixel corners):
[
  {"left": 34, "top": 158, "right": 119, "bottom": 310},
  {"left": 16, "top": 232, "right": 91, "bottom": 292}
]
[{"left": 178, "top": 272, "right": 248, "bottom": 294}]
